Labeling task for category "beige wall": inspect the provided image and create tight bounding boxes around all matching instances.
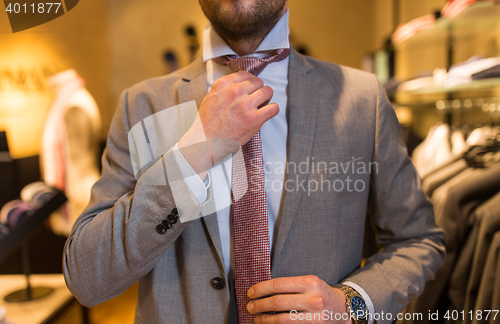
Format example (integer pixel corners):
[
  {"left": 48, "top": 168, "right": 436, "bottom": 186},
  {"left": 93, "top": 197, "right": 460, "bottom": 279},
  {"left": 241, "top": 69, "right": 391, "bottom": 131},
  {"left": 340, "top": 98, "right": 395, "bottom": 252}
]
[
  {"left": 106, "top": 0, "right": 207, "bottom": 109},
  {"left": 373, "top": 0, "right": 394, "bottom": 51},
  {"left": 400, "top": 0, "right": 447, "bottom": 23},
  {"left": 288, "top": 0, "right": 374, "bottom": 69}
]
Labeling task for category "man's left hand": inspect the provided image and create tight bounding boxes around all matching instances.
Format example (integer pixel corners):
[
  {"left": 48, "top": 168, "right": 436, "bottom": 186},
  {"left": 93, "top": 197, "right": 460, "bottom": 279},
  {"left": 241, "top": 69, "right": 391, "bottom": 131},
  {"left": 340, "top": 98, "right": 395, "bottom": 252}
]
[{"left": 247, "top": 275, "right": 352, "bottom": 324}]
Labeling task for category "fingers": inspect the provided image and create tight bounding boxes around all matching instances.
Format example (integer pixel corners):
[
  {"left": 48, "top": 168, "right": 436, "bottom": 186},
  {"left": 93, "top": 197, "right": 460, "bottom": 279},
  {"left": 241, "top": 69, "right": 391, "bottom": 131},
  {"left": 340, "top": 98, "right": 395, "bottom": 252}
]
[
  {"left": 230, "top": 70, "right": 255, "bottom": 82},
  {"left": 240, "top": 75, "right": 265, "bottom": 95},
  {"left": 255, "top": 103, "right": 279, "bottom": 125},
  {"left": 216, "top": 71, "right": 265, "bottom": 96},
  {"left": 247, "top": 85, "right": 273, "bottom": 107},
  {"left": 214, "top": 70, "right": 255, "bottom": 87},
  {"left": 247, "top": 294, "right": 317, "bottom": 314},
  {"left": 249, "top": 276, "right": 315, "bottom": 299},
  {"left": 242, "top": 85, "right": 278, "bottom": 126},
  {"left": 215, "top": 70, "right": 272, "bottom": 110}
]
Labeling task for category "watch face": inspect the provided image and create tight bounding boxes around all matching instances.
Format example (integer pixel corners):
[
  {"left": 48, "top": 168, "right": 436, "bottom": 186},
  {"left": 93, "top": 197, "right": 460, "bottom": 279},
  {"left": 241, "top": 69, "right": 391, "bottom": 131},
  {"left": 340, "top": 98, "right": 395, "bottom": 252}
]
[{"left": 351, "top": 296, "right": 367, "bottom": 319}]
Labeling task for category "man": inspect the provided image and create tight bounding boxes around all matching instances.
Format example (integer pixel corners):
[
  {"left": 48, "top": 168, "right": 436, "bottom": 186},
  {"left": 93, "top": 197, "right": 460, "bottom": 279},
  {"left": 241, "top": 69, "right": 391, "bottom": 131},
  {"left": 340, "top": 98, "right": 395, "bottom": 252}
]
[{"left": 63, "top": 1, "right": 446, "bottom": 323}]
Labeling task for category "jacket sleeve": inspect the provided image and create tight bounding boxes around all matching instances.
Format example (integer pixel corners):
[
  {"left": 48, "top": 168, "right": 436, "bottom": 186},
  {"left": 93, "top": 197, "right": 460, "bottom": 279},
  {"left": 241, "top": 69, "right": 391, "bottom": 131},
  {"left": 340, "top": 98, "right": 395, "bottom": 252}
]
[
  {"left": 343, "top": 76, "right": 446, "bottom": 323},
  {"left": 62, "top": 90, "right": 205, "bottom": 307}
]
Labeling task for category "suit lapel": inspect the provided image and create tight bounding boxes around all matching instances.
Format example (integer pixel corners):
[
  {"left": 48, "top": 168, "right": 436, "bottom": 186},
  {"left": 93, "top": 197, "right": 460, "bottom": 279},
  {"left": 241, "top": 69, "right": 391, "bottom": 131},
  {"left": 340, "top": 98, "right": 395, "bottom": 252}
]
[
  {"left": 177, "top": 56, "right": 226, "bottom": 273},
  {"left": 272, "top": 50, "right": 319, "bottom": 269},
  {"left": 178, "top": 55, "right": 207, "bottom": 109}
]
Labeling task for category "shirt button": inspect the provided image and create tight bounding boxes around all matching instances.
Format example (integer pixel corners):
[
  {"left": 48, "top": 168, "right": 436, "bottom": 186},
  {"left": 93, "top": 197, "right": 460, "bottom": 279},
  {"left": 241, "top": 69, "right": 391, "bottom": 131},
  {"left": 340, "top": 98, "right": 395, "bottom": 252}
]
[
  {"left": 211, "top": 277, "right": 225, "bottom": 290},
  {"left": 156, "top": 224, "right": 167, "bottom": 234}
]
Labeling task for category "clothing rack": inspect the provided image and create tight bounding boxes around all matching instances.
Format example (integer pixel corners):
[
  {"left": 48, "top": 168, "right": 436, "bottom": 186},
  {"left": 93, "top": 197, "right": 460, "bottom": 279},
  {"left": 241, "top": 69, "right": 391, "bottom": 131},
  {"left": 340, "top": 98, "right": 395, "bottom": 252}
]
[{"left": 401, "top": 124, "right": 500, "bottom": 324}]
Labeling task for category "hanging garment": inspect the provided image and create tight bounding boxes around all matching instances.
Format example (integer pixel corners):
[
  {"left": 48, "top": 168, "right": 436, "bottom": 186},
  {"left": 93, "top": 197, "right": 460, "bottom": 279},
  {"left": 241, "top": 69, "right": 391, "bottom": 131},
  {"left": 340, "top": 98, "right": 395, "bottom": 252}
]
[
  {"left": 41, "top": 70, "right": 101, "bottom": 236},
  {"left": 467, "top": 126, "right": 495, "bottom": 146},
  {"left": 458, "top": 192, "right": 500, "bottom": 323},
  {"left": 451, "top": 130, "right": 469, "bottom": 156},
  {"left": 419, "top": 130, "right": 469, "bottom": 197},
  {"left": 447, "top": 191, "right": 500, "bottom": 318},
  {"left": 401, "top": 165, "right": 500, "bottom": 324},
  {"left": 422, "top": 158, "right": 469, "bottom": 198},
  {"left": 412, "top": 124, "right": 454, "bottom": 177},
  {"left": 472, "top": 231, "right": 500, "bottom": 324}
]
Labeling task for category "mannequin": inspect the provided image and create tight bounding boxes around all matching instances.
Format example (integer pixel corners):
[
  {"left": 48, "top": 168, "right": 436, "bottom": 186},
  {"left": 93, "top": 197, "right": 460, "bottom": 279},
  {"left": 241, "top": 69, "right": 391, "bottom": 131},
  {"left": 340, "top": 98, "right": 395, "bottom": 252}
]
[{"left": 41, "top": 69, "right": 101, "bottom": 236}]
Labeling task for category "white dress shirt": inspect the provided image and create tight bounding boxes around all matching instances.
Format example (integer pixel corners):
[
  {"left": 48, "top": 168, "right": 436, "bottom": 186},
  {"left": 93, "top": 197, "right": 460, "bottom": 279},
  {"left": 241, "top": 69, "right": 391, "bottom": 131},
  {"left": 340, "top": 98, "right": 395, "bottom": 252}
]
[{"left": 172, "top": 10, "right": 375, "bottom": 321}]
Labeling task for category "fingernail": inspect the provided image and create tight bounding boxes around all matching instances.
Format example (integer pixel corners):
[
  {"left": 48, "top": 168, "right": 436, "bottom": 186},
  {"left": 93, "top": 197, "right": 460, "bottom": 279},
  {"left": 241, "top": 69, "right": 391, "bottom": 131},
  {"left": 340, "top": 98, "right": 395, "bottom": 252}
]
[
  {"left": 247, "top": 301, "right": 254, "bottom": 313},
  {"left": 247, "top": 287, "right": 254, "bottom": 298}
]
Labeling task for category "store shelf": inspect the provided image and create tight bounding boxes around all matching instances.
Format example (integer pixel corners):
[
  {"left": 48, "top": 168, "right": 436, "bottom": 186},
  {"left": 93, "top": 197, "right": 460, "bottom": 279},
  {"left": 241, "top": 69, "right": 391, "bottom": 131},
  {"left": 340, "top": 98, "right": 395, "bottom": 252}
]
[
  {"left": 395, "top": 97, "right": 500, "bottom": 112},
  {"left": 396, "top": 2, "right": 500, "bottom": 48},
  {"left": 400, "top": 78, "right": 500, "bottom": 96},
  {"left": 394, "top": 78, "right": 500, "bottom": 107},
  {"left": 0, "top": 190, "right": 67, "bottom": 264}
]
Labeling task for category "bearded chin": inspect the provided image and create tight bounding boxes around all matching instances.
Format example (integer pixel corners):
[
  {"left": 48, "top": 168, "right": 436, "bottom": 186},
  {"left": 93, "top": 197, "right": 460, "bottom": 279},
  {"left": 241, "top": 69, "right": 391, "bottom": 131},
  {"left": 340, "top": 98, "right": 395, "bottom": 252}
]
[
  {"left": 201, "top": 0, "right": 286, "bottom": 42},
  {"left": 211, "top": 15, "right": 270, "bottom": 42}
]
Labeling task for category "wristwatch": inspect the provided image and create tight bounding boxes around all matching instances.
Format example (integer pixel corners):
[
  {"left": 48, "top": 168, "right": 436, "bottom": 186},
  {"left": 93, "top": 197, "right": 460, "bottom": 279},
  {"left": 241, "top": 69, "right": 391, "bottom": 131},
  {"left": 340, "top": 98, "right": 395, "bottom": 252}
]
[{"left": 333, "top": 284, "right": 369, "bottom": 324}]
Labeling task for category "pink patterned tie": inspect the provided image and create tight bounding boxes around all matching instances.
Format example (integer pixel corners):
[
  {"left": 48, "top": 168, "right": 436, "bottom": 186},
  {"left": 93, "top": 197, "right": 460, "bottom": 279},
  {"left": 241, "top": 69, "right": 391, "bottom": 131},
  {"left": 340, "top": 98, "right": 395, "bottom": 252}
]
[
  {"left": 213, "top": 48, "right": 290, "bottom": 77},
  {"left": 214, "top": 48, "right": 290, "bottom": 323}
]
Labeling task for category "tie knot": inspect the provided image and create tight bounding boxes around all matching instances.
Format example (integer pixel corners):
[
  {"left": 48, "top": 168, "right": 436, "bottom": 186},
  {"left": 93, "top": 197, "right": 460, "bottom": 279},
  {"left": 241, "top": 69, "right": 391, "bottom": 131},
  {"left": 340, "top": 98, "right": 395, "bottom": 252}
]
[{"left": 213, "top": 48, "right": 290, "bottom": 76}]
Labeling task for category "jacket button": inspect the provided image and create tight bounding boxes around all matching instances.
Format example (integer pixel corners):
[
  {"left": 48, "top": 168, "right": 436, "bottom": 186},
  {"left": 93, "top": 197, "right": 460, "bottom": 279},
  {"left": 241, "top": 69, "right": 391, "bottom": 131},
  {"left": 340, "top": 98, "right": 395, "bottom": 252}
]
[
  {"left": 167, "top": 213, "right": 177, "bottom": 225},
  {"left": 172, "top": 208, "right": 179, "bottom": 218},
  {"left": 156, "top": 224, "right": 167, "bottom": 234},
  {"left": 211, "top": 277, "right": 225, "bottom": 290},
  {"left": 162, "top": 220, "right": 172, "bottom": 229}
]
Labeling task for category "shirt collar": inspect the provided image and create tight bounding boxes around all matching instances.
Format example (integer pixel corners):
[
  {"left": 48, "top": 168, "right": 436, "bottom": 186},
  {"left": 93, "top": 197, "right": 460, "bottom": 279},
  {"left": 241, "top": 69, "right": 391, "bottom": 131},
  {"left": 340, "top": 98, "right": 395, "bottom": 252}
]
[{"left": 203, "top": 9, "right": 290, "bottom": 62}]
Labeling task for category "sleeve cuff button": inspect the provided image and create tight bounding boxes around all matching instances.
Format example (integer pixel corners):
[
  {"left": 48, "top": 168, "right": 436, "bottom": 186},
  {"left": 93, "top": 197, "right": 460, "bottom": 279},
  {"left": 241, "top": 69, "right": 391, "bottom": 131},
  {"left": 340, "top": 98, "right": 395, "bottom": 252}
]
[
  {"left": 167, "top": 214, "right": 177, "bottom": 225},
  {"left": 156, "top": 224, "right": 167, "bottom": 234}
]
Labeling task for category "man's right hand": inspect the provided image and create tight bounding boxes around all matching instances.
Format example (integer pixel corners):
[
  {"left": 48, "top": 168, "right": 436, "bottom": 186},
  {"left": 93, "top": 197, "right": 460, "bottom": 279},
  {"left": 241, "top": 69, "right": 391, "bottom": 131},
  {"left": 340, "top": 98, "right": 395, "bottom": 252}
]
[{"left": 178, "top": 71, "right": 279, "bottom": 180}]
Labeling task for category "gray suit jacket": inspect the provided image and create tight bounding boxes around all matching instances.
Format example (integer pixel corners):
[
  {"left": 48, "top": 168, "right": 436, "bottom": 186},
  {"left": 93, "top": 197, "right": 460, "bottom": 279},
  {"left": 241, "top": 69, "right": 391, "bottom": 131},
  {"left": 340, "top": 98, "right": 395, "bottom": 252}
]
[{"left": 63, "top": 50, "right": 446, "bottom": 324}]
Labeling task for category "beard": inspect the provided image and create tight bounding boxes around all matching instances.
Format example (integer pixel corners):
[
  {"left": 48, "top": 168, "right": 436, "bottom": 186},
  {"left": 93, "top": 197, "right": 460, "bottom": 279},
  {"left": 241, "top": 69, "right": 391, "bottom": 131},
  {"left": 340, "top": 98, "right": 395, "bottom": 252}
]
[{"left": 199, "top": 0, "right": 287, "bottom": 42}]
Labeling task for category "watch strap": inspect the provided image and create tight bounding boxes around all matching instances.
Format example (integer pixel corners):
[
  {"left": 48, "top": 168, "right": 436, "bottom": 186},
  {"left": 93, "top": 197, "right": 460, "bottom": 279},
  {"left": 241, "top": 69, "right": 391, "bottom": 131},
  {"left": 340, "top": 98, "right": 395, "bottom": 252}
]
[{"left": 334, "top": 284, "right": 369, "bottom": 324}]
